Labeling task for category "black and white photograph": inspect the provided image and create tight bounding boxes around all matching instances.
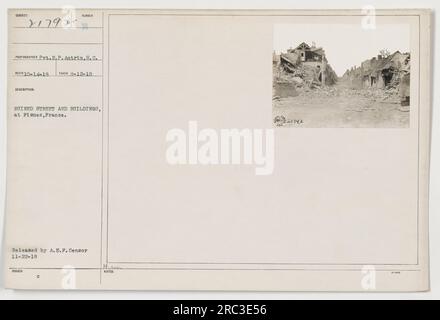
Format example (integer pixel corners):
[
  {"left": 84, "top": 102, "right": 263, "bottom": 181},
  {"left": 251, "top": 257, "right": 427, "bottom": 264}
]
[{"left": 273, "top": 24, "right": 411, "bottom": 128}]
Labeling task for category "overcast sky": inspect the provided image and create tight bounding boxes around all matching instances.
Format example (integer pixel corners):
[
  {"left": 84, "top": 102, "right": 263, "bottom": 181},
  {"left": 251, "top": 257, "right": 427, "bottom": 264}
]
[{"left": 273, "top": 24, "right": 410, "bottom": 77}]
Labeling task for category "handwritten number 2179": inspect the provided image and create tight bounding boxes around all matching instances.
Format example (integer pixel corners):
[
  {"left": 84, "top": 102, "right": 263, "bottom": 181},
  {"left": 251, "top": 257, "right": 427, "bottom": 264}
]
[{"left": 28, "top": 17, "right": 65, "bottom": 28}]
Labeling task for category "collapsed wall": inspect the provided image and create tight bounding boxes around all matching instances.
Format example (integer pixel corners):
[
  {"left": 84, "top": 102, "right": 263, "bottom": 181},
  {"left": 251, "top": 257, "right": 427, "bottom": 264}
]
[{"left": 273, "top": 42, "right": 338, "bottom": 93}]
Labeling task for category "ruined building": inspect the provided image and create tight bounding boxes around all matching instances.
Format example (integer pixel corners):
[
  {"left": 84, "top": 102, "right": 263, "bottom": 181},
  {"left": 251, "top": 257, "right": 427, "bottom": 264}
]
[
  {"left": 276, "top": 42, "right": 338, "bottom": 86},
  {"left": 342, "top": 51, "right": 410, "bottom": 90}
]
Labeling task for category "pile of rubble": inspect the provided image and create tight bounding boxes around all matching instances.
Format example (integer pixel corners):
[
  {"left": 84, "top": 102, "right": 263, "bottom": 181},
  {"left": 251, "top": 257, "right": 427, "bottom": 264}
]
[
  {"left": 289, "top": 83, "right": 401, "bottom": 103},
  {"left": 336, "top": 87, "right": 400, "bottom": 103},
  {"left": 273, "top": 64, "right": 330, "bottom": 100}
]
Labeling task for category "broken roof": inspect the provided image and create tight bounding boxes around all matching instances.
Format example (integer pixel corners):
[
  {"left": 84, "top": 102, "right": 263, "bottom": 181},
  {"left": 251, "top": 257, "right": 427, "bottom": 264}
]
[
  {"left": 295, "top": 42, "right": 311, "bottom": 50},
  {"left": 280, "top": 52, "right": 300, "bottom": 65},
  {"left": 361, "top": 51, "right": 409, "bottom": 76}
]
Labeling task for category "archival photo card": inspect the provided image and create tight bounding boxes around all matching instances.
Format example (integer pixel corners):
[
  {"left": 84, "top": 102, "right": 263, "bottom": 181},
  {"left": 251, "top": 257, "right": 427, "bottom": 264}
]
[{"left": 4, "top": 9, "right": 431, "bottom": 291}]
